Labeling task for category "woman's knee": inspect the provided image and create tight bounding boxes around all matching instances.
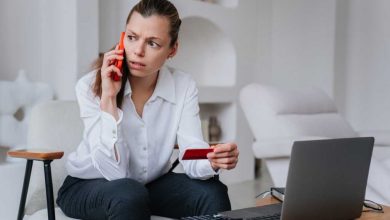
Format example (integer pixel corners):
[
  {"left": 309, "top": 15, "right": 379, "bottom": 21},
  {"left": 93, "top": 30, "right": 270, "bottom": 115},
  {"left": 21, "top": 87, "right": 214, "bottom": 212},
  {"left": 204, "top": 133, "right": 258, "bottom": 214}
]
[
  {"left": 193, "top": 179, "right": 231, "bottom": 213},
  {"left": 106, "top": 178, "right": 149, "bottom": 204},
  {"left": 104, "top": 178, "right": 150, "bottom": 218}
]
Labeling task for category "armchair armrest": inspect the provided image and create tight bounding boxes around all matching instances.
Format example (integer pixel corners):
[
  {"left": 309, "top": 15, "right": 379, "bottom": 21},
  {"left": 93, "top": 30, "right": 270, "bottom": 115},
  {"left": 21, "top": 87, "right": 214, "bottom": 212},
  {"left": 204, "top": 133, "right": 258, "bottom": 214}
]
[
  {"left": 7, "top": 149, "right": 63, "bottom": 220},
  {"left": 8, "top": 149, "right": 64, "bottom": 161},
  {"left": 356, "top": 130, "right": 390, "bottom": 146},
  {"left": 252, "top": 136, "right": 328, "bottom": 159}
]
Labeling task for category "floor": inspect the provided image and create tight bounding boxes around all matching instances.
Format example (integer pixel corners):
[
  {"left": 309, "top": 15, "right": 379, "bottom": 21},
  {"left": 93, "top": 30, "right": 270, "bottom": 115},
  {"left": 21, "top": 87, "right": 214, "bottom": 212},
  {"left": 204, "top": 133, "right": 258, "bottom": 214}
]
[{"left": 227, "top": 159, "right": 274, "bottom": 209}]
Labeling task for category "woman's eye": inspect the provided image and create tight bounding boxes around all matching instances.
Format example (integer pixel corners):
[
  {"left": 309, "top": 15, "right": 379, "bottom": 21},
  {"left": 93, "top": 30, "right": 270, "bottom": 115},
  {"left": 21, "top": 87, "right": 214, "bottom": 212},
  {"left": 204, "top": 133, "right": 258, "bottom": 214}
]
[
  {"left": 127, "top": 35, "right": 136, "bottom": 41},
  {"left": 148, "top": 41, "right": 160, "bottom": 48}
]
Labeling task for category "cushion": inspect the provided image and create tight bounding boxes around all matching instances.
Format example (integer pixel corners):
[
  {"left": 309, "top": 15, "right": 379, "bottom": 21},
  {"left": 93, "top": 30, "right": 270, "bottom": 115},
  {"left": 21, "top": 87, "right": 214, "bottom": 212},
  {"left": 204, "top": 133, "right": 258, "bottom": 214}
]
[
  {"left": 281, "top": 113, "right": 358, "bottom": 138},
  {"left": 26, "top": 208, "right": 77, "bottom": 220},
  {"left": 24, "top": 101, "right": 83, "bottom": 215},
  {"left": 240, "top": 83, "right": 343, "bottom": 140}
]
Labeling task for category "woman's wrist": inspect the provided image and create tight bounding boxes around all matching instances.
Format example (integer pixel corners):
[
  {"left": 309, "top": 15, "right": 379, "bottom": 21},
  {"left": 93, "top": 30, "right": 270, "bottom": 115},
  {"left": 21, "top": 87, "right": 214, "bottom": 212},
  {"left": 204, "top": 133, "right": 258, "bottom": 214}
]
[
  {"left": 212, "top": 165, "right": 220, "bottom": 173},
  {"left": 100, "top": 95, "right": 119, "bottom": 120}
]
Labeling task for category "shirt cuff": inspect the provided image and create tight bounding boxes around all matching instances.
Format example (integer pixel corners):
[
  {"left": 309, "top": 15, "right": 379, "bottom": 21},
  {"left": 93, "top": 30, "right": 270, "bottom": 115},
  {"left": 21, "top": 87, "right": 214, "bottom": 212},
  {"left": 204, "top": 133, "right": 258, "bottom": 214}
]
[
  {"left": 199, "top": 160, "right": 222, "bottom": 177},
  {"left": 100, "top": 109, "right": 123, "bottom": 151}
]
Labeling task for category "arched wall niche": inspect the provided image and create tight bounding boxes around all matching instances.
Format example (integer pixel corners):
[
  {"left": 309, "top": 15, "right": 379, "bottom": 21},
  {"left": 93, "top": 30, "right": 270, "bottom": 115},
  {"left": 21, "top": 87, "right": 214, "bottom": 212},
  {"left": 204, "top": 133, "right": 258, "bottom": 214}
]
[{"left": 168, "top": 16, "right": 236, "bottom": 87}]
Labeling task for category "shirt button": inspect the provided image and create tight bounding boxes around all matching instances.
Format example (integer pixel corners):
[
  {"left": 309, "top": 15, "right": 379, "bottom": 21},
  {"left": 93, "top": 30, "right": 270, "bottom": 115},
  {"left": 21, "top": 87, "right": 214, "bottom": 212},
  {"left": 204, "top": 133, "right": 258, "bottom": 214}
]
[
  {"left": 143, "top": 147, "right": 147, "bottom": 151},
  {"left": 143, "top": 167, "right": 147, "bottom": 173}
]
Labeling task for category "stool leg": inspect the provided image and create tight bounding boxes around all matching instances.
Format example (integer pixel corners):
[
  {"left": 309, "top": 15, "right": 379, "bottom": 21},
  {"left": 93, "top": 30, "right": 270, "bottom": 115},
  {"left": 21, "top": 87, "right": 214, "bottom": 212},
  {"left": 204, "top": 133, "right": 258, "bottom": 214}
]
[
  {"left": 43, "top": 160, "right": 55, "bottom": 220},
  {"left": 17, "top": 159, "right": 33, "bottom": 220}
]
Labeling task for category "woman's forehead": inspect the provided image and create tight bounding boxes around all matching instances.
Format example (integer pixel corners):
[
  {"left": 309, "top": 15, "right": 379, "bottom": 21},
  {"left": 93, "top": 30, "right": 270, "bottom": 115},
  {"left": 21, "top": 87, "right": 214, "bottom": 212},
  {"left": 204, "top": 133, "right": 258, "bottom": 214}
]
[{"left": 126, "top": 12, "right": 170, "bottom": 39}]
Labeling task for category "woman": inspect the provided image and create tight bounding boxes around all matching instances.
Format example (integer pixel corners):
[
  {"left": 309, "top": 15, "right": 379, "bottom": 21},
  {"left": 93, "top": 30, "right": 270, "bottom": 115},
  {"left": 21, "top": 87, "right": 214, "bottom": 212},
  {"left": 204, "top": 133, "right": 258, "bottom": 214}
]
[{"left": 57, "top": 0, "right": 239, "bottom": 219}]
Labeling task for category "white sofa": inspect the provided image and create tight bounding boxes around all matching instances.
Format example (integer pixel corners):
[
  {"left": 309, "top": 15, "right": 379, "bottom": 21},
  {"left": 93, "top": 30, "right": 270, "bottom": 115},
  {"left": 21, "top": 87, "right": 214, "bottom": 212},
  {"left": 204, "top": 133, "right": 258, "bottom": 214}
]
[
  {"left": 239, "top": 83, "right": 390, "bottom": 205},
  {"left": 0, "top": 101, "right": 173, "bottom": 220}
]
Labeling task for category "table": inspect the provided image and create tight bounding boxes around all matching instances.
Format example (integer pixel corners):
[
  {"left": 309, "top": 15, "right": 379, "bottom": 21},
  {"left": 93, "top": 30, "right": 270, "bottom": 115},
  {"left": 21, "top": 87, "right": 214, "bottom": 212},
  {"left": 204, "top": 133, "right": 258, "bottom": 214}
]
[{"left": 256, "top": 196, "right": 390, "bottom": 220}]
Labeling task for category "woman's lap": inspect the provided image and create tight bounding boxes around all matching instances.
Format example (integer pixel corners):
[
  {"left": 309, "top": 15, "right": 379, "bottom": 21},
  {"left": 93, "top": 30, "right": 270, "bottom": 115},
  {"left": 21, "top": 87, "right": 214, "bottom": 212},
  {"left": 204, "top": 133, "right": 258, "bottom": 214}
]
[{"left": 57, "top": 173, "right": 230, "bottom": 219}]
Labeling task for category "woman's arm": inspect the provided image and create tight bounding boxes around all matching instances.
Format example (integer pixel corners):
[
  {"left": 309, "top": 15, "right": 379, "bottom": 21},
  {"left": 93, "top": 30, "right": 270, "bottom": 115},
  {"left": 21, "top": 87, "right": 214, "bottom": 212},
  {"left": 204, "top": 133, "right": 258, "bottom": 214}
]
[
  {"left": 75, "top": 76, "right": 129, "bottom": 180},
  {"left": 176, "top": 79, "right": 238, "bottom": 179}
]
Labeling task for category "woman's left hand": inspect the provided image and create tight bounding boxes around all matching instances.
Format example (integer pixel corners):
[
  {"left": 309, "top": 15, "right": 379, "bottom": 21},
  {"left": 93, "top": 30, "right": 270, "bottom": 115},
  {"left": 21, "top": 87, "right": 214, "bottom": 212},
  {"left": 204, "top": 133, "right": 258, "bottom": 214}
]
[{"left": 207, "top": 143, "right": 239, "bottom": 171}]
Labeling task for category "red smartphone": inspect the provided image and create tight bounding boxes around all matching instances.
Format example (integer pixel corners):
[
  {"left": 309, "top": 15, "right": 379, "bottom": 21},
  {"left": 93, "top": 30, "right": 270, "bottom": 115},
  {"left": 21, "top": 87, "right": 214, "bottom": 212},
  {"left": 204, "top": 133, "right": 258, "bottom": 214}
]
[
  {"left": 111, "top": 32, "right": 125, "bottom": 81},
  {"left": 182, "top": 148, "right": 214, "bottom": 160}
]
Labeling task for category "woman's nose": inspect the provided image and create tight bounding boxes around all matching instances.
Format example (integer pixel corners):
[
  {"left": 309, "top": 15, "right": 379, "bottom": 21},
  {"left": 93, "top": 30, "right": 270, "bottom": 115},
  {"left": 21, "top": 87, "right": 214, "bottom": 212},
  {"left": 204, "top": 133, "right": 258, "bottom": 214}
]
[{"left": 134, "top": 41, "right": 145, "bottom": 57}]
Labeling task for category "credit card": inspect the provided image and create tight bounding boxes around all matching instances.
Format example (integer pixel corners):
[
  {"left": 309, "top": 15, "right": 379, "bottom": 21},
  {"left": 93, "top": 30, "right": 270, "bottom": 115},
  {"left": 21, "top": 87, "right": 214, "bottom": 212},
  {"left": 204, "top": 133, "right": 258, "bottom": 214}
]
[{"left": 182, "top": 148, "right": 214, "bottom": 160}]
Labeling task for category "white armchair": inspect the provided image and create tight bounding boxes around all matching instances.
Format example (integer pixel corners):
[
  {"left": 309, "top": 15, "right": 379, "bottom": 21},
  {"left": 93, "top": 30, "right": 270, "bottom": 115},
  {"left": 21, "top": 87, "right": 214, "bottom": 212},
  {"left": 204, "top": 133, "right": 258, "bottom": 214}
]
[
  {"left": 239, "top": 83, "right": 390, "bottom": 205},
  {"left": 0, "top": 101, "right": 173, "bottom": 220}
]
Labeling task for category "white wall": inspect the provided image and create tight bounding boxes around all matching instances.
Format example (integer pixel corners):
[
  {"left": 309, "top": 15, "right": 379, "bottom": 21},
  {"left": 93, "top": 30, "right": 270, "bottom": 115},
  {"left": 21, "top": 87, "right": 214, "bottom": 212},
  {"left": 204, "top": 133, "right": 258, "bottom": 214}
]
[
  {"left": 255, "top": 0, "right": 273, "bottom": 86},
  {"left": 0, "top": 0, "right": 98, "bottom": 100},
  {"left": 77, "top": 0, "right": 99, "bottom": 78},
  {"left": 336, "top": 0, "right": 390, "bottom": 130},
  {"left": 255, "top": 0, "right": 336, "bottom": 96},
  {"left": 99, "top": 0, "right": 135, "bottom": 53},
  {"left": 0, "top": 0, "right": 43, "bottom": 81}
]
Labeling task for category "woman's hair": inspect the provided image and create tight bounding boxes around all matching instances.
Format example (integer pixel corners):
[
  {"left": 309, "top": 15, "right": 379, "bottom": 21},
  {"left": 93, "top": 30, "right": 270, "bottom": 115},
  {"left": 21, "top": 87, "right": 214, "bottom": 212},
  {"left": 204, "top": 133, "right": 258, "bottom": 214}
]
[{"left": 91, "top": 0, "right": 181, "bottom": 108}]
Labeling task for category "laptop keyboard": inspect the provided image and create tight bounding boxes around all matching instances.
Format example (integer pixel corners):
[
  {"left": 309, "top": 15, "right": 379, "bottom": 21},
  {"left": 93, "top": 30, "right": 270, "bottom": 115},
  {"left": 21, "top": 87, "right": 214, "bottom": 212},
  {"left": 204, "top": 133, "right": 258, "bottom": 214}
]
[
  {"left": 181, "top": 213, "right": 281, "bottom": 220},
  {"left": 180, "top": 214, "right": 227, "bottom": 220},
  {"left": 181, "top": 203, "right": 282, "bottom": 220}
]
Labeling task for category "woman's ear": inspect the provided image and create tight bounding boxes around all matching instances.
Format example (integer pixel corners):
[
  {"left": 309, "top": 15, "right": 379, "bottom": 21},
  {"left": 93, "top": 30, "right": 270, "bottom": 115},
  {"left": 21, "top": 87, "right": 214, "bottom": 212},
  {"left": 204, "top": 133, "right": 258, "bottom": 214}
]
[{"left": 168, "top": 42, "right": 178, "bottom": 59}]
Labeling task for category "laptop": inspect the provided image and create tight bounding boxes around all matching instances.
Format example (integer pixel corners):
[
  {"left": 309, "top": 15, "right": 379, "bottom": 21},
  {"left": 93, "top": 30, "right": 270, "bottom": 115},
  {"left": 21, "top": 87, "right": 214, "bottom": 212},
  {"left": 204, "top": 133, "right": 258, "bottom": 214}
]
[{"left": 218, "top": 137, "right": 374, "bottom": 220}]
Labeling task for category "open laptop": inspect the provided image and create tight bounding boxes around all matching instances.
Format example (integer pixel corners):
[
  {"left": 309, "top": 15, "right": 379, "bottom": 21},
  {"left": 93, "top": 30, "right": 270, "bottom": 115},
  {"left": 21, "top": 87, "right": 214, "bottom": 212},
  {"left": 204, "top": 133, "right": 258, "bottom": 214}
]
[{"left": 217, "top": 137, "right": 374, "bottom": 220}]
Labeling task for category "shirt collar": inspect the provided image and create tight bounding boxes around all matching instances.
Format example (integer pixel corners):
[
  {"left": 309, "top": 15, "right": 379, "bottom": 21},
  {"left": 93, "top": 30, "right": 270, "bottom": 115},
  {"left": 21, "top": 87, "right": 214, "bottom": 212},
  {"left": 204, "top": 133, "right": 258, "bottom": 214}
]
[
  {"left": 124, "top": 78, "right": 131, "bottom": 96},
  {"left": 123, "top": 65, "right": 176, "bottom": 104}
]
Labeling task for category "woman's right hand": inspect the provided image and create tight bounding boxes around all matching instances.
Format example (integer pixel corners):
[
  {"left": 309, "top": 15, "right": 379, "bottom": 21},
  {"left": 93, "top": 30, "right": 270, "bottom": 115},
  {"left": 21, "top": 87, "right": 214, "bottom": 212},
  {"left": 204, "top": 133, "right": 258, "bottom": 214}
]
[{"left": 101, "top": 45, "right": 124, "bottom": 99}]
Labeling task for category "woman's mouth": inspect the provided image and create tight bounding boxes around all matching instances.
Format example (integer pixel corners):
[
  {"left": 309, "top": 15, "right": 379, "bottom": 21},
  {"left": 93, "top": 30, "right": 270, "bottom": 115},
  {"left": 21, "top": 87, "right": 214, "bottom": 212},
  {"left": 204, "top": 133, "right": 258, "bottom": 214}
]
[{"left": 129, "top": 61, "right": 146, "bottom": 70}]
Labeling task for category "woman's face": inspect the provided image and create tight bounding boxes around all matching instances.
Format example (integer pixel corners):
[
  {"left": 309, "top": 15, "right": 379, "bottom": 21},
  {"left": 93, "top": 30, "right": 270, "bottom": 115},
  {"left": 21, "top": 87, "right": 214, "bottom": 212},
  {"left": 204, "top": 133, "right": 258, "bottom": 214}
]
[{"left": 124, "top": 11, "right": 177, "bottom": 78}]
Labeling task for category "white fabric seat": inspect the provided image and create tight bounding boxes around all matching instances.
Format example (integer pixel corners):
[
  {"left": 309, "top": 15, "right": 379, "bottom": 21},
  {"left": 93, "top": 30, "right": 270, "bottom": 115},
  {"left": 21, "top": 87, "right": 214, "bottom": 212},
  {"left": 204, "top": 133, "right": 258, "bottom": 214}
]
[
  {"left": 25, "top": 208, "right": 173, "bottom": 220},
  {"left": 239, "top": 83, "right": 390, "bottom": 205},
  {"left": 0, "top": 101, "right": 174, "bottom": 219}
]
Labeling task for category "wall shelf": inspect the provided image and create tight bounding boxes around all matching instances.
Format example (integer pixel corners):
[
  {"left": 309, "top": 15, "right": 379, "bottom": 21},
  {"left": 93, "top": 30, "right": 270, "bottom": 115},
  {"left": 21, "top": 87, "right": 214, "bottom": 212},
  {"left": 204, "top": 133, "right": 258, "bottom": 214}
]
[
  {"left": 198, "top": 86, "right": 236, "bottom": 103},
  {"left": 199, "top": 103, "right": 236, "bottom": 142}
]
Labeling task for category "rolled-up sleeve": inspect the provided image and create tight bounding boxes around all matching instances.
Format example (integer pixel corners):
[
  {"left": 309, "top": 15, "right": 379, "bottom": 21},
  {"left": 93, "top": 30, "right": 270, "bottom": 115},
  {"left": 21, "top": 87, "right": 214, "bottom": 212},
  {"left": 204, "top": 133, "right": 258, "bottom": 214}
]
[
  {"left": 74, "top": 80, "right": 129, "bottom": 180},
  {"left": 177, "top": 80, "right": 219, "bottom": 179}
]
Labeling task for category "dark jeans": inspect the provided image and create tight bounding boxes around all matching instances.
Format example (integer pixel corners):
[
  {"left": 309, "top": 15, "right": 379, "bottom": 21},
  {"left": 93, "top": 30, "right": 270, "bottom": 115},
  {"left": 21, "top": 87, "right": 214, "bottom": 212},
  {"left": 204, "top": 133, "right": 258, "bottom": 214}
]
[{"left": 56, "top": 172, "right": 231, "bottom": 220}]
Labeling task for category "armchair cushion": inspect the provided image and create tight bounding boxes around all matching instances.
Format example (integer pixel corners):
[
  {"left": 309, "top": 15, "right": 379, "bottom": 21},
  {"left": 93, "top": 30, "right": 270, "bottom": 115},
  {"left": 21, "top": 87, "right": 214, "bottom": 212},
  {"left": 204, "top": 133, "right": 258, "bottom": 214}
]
[
  {"left": 24, "top": 101, "right": 83, "bottom": 215},
  {"left": 252, "top": 136, "right": 327, "bottom": 158},
  {"left": 26, "top": 208, "right": 174, "bottom": 220},
  {"left": 26, "top": 208, "right": 77, "bottom": 220},
  {"left": 240, "top": 83, "right": 357, "bottom": 143},
  {"left": 281, "top": 113, "right": 357, "bottom": 138}
]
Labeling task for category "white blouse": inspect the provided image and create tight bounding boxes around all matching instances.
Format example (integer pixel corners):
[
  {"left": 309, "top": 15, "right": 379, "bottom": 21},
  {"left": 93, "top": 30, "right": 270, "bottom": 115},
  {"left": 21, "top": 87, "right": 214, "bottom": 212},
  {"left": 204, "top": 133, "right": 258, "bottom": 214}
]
[{"left": 66, "top": 66, "right": 218, "bottom": 184}]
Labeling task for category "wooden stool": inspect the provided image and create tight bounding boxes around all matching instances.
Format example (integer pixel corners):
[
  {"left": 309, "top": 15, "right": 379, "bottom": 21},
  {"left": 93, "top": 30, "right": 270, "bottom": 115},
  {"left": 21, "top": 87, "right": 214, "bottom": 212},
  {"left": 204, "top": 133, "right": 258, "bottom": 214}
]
[{"left": 8, "top": 149, "right": 64, "bottom": 220}]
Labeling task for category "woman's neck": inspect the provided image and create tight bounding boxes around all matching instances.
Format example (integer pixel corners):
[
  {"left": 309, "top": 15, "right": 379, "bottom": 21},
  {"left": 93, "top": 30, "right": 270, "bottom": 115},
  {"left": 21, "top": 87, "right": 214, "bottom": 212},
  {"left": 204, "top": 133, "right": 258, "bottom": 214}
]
[{"left": 129, "top": 72, "right": 159, "bottom": 93}]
